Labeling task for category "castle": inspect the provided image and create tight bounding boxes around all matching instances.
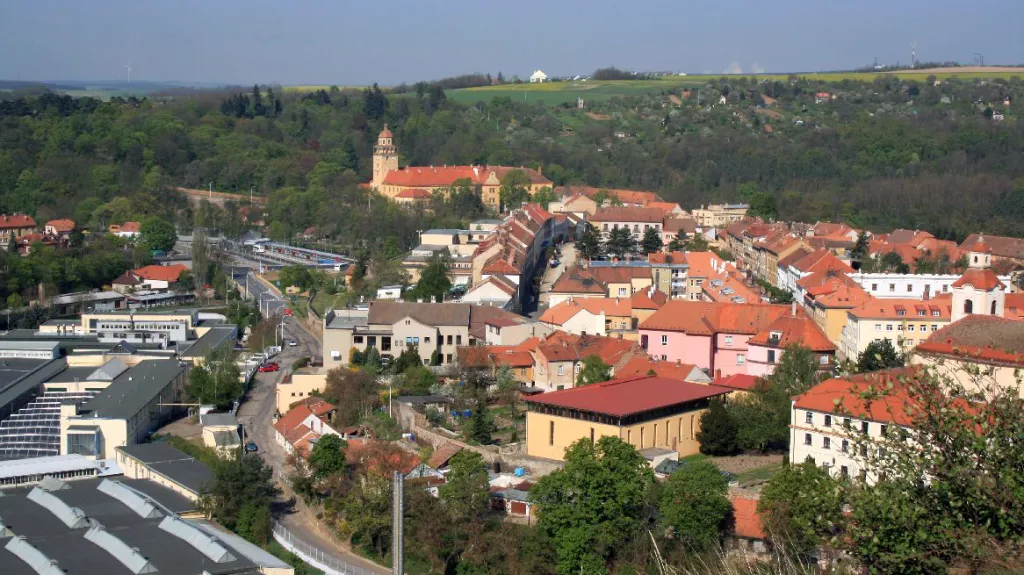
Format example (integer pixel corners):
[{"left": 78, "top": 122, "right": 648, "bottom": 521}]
[{"left": 370, "top": 125, "right": 552, "bottom": 211}]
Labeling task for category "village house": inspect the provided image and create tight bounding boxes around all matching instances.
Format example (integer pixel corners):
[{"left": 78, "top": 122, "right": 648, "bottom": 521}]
[
  {"left": 959, "top": 233, "right": 1024, "bottom": 268},
  {"left": 553, "top": 186, "right": 664, "bottom": 207},
  {"left": 911, "top": 314, "right": 1024, "bottom": 398},
  {"left": 481, "top": 314, "right": 553, "bottom": 346},
  {"left": 691, "top": 204, "right": 748, "bottom": 227},
  {"left": 746, "top": 307, "right": 836, "bottom": 377},
  {"left": 110, "top": 221, "right": 141, "bottom": 239},
  {"left": 131, "top": 264, "right": 190, "bottom": 291},
  {"left": 548, "top": 267, "right": 608, "bottom": 305},
  {"left": 547, "top": 193, "right": 599, "bottom": 218},
  {"left": 587, "top": 263, "right": 655, "bottom": 298},
  {"left": 458, "top": 342, "right": 537, "bottom": 384},
  {"left": 629, "top": 287, "right": 668, "bottom": 326},
  {"left": 639, "top": 300, "right": 815, "bottom": 377},
  {"left": 790, "top": 366, "right": 920, "bottom": 484},
  {"left": 0, "top": 214, "right": 37, "bottom": 248},
  {"left": 530, "top": 331, "right": 641, "bottom": 392},
  {"left": 799, "top": 271, "right": 872, "bottom": 346},
  {"left": 647, "top": 251, "right": 689, "bottom": 298},
  {"left": 369, "top": 126, "right": 552, "bottom": 212},
  {"left": 839, "top": 296, "right": 952, "bottom": 360},
  {"left": 44, "top": 218, "right": 75, "bottom": 239},
  {"left": 538, "top": 297, "right": 634, "bottom": 337},
  {"left": 661, "top": 216, "right": 699, "bottom": 246},
  {"left": 524, "top": 375, "right": 732, "bottom": 460}
]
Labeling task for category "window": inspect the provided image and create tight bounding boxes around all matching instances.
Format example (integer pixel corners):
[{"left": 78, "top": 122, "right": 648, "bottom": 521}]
[
  {"left": 521, "top": 368, "right": 527, "bottom": 376},
  {"left": 446, "top": 354, "right": 453, "bottom": 363},
  {"left": 549, "top": 421, "right": 555, "bottom": 445},
  {"left": 805, "top": 412, "right": 813, "bottom": 424},
  {"left": 557, "top": 365, "right": 564, "bottom": 376},
  {"left": 660, "top": 354, "right": 667, "bottom": 361},
  {"left": 661, "top": 335, "right": 668, "bottom": 346},
  {"left": 992, "top": 300, "right": 998, "bottom": 315},
  {"left": 907, "top": 325, "right": 914, "bottom": 332},
  {"left": 907, "top": 284, "right": 913, "bottom": 292},
  {"left": 886, "top": 325, "right": 893, "bottom": 331},
  {"left": 424, "top": 336, "right": 431, "bottom": 343},
  {"left": 841, "top": 439, "right": 849, "bottom": 453},
  {"left": 871, "top": 283, "right": 877, "bottom": 291},
  {"left": 574, "top": 364, "right": 581, "bottom": 374},
  {"left": 920, "top": 325, "right": 927, "bottom": 332},
  {"left": 618, "top": 287, "right": 628, "bottom": 296},
  {"left": 456, "top": 335, "right": 462, "bottom": 345},
  {"left": 354, "top": 336, "right": 364, "bottom": 344},
  {"left": 963, "top": 299, "right": 973, "bottom": 315},
  {"left": 840, "top": 465, "right": 849, "bottom": 478},
  {"left": 932, "top": 324, "right": 939, "bottom": 331},
  {"left": 874, "top": 324, "right": 881, "bottom": 331},
  {"left": 843, "top": 418, "right": 851, "bottom": 429},
  {"left": 859, "top": 470, "right": 868, "bottom": 482},
  {"left": 804, "top": 433, "right": 812, "bottom": 446},
  {"left": 917, "top": 309, "right": 926, "bottom": 317},
  {"left": 724, "top": 335, "right": 733, "bottom": 346},
  {"left": 736, "top": 354, "right": 745, "bottom": 365},
  {"left": 590, "top": 428, "right": 595, "bottom": 444},
  {"left": 824, "top": 415, "right": 832, "bottom": 428},
  {"left": 861, "top": 421, "right": 869, "bottom": 434},
  {"left": 823, "top": 437, "right": 831, "bottom": 449},
  {"left": 602, "top": 224, "right": 608, "bottom": 232},
  {"left": 889, "top": 283, "right": 895, "bottom": 292},
  {"left": 406, "top": 337, "right": 413, "bottom": 345},
  {"left": 880, "top": 424, "right": 888, "bottom": 437},
  {"left": 413, "top": 337, "right": 420, "bottom": 345},
  {"left": 897, "top": 325, "right": 903, "bottom": 331},
  {"left": 447, "top": 335, "right": 453, "bottom": 345},
  {"left": 767, "top": 350, "right": 776, "bottom": 364}
]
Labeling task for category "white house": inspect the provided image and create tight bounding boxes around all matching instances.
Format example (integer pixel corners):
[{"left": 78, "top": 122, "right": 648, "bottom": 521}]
[
  {"left": 376, "top": 285, "right": 403, "bottom": 300},
  {"left": 849, "top": 272, "right": 1010, "bottom": 301},
  {"left": 530, "top": 70, "right": 548, "bottom": 83},
  {"left": 460, "top": 275, "right": 517, "bottom": 309}
]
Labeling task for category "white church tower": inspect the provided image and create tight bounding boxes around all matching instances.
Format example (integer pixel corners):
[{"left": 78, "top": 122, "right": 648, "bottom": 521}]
[{"left": 951, "top": 235, "right": 1005, "bottom": 323}]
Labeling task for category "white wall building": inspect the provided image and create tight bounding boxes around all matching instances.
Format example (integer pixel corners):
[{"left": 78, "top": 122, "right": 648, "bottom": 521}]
[
  {"left": 530, "top": 70, "right": 548, "bottom": 83},
  {"left": 849, "top": 272, "right": 1010, "bottom": 300}
]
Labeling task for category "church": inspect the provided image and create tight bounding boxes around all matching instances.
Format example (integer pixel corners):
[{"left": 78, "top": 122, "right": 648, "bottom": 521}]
[{"left": 369, "top": 125, "right": 552, "bottom": 211}]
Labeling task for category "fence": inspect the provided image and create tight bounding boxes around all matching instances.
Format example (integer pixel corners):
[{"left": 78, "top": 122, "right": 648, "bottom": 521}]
[{"left": 272, "top": 521, "right": 380, "bottom": 575}]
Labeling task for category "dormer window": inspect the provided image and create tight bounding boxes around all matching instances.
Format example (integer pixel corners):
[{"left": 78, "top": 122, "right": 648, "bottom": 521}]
[{"left": 769, "top": 331, "right": 782, "bottom": 340}]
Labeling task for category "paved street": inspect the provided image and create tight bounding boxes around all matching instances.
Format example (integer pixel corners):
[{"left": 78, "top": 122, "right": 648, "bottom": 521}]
[{"left": 537, "top": 242, "right": 576, "bottom": 308}]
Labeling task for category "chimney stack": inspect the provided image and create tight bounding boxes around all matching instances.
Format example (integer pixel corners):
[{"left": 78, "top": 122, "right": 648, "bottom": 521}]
[
  {"left": 791, "top": 301, "right": 797, "bottom": 317},
  {"left": 714, "top": 368, "right": 722, "bottom": 379}
]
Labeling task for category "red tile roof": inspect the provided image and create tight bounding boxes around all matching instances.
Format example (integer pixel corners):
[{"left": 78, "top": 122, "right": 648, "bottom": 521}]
[
  {"left": 951, "top": 268, "right": 1005, "bottom": 291},
  {"left": 646, "top": 202, "right": 683, "bottom": 216},
  {"left": 555, "top": 186, "right": 664, "bottom": 206},
  {"left": 539, "top": 297, "right": 632, "bottom": 326},
  {"left": 458, "top": 345, "right": 535, "bottom": 368},
  {"left": 427, "top": 443, "right": 463, "bottom": 469},
  {"left": 111, "top": 271, "right": 141, "bottom": 286},
  {"left": 640, "top": 301, "right": 797, "bottom": 336},
  {"left": 45, "top": 219, "right": 75, "bottom": 233},
  {"left": 274, "top": 405, "right": 314, "bottom": 437},
  {"left": 731, "top": 496, "right": 766, "bottom": 539},
  {"left": 713, "top": 374, "right": 761, "bottom": 391},
  {"left": 534, "top": 332, "right": 638, "bottom": 366},
  {"left": 299, "top": 397, "right": 337, "bottom": 417},
  {"left": 1004, "top": 293, "right": 1024, "bottom": 319},
  {"left": 682, "top": 251, "right": 721, "bottom": 278},
  {"left": 793, "top": 367, "right": 923, "bottom": 426},
  {"left": 616, "top": 356, "right": 701, "bottom": 381},
  {"left": 467, "top": 274, "right": 518, "bottom": 297},
  {"left": 849, "top": 296, "right": 951, "bottom": 321},
  {"left": 525, "top": 376, "right": 731, "bottom": 417},
  {"left": 382, "top": 165, "right": 551, "bottom": 188},
  {"left": 120, "top": 221, "right": 141, "bottom": 233},
  {"left": 587, "top": 265, "right": 652, "bottom": 285},
  {"left": 483, "top": 257, "right": 520, "bottom": 275},
  {"left": 0, "top": 214, "right": 36, "bottom": 229},
  {"left": 960, "top": 233, "right": 1024, "bottom": 261},
  {"left": 133, "top": 264, "right": 189, "bottom": 283},
  {"left": 647, "top": 251, "right": 688, "bottom": 265},
  {"left": 630, "top": 288, "right": 668, "bottom": 310},
  {"left": 915, "top": 315, "right": 1024, "bottom": 367},
  {"left": 748, "top": 314, "right": 836, "bottom": 352},
  {"left": 396, "top": 188, "right": 432, "bottom": 199},
  {"left": 590, "top": 206, "right": 665, "bottom": 224},
  {"left": 550, "top": 267, "right": 606, "bottom": 295}
]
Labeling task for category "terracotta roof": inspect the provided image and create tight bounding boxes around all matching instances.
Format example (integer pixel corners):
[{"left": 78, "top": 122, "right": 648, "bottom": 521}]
[
  {"left": 590, "top": 206, "right": 665, "bottom": 224},
  {"left": 379, "top": 125, "right": 393, "bottom": 139},
  {"left": 647, "top": 251, "right": 688, "bottom": 265},
  {"left": 1004, "top": 293, "right": 1024, "bottom": 320},
  {"left": 120, "top": 221, "right": 141, "bottom": 233},
  {"left": 458, "top": 345, "right": 535, "bottom": 368},
  {"left": 663, "top": 217, "right": 698, "bottom": 234},
  {"left": 960, "top": 233, "right": 1024, "bottom": 261},
  {"left": 469, "top": 305, "right": 528, "bottom": 340},
  {"left": 133, "top": 264, "right": 188, "bottom": 283},
  {"left": 639, "top": 301, "right": 797, "bottom": 336},
  {"left": 368, "top": 301, "right": 471, "bottom": 326},
  {"left": 951, "top": 268, "right": 1004, "bottom": 291},
  {"left": 646, "top": 202, "right": 684, "bottom": 216},
  {"left": 683, "top": 251, "right": 721, "bottom": 278},
  {"left": 525, "top": 376, "right": 731, "bottom": 417},
  {"left": 554, "top": 186, "right": 664, "bottom": 206},
  {"left": 887, "top": 229, "right": 933, "bottom": 246},
  {"left": 588, "top": 265, "right": 652, "bottom": 285},
  {"left": 299, "top": 397, "right": 336, "bottom": 417},
  {"left": 967, "top": 234, "right": 992, "bottom": 254},
  {"left": 748, "top": 314, "right": 836, "bottom": 352},
  {"left": 285, "top": 424, "right": 314, "bottom": 447},
  {"left": 539, "top": 297, "right": 633, "bottom": 325},
  {"left": 396, "top": 188, "right": 432, "bottom": 199},
  {"left": 45, "top": 219, "right": 75, "bottom": 233},
  {"left": 382, "top": 165, "right": 551, "bottom": 188},
  {"left": 630, "top": 288, "right": 668, "bottom": 310},
  {"left": 793, "top": 367, "right": 923, "bottom": 426},
  {"left": 813, "top": 282, "right": 872, "bottom": 309},
  {"left": 274, "top": 405, "right": 314, "bottom": 437},
  {"left": 731, "top": 496, "right": 766, "bottom": 540},
  {"left": 0, "top": 214, "right": 36, "bottom": 229},
  {"left": 483, "top": 256, "right": 520, "bottom": 275},
  {"left": 550, "top": 267, "right": 606, "bottom": 295},
  {"left": 427, "top": 443, "right": 463, "bottom": 469},
  {"left": 849, "top": 296, "right": 951, "bottom": 321},
  {"left": 778, "top": 247, "right": 813, "bottom": 269},
  {"left": 534, "top": 332, "right": 638, "bottom": 366},
  {"left": 713, "top": 374, "right": 761, "bottom": 391},
  {"left": 616, "top": 356, "right": 701, "bottom": 381},
  {"left": 915, "top": 315, "right": 1024, "bottom": 366}
]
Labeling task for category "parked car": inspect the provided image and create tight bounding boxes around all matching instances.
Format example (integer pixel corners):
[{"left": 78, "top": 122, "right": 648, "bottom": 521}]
[
  {"left": 258, "top": 362, "right": 280, "bottom": 373},
  {"left": 288, "top": 340, "right": 298, "bottom": 347},
  {"left": 244, "top": 442, "right": 259, "bottom": 453}
]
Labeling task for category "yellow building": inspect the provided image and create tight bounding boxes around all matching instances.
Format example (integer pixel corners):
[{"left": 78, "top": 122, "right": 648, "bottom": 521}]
[
  {"left": 524, "top": 376, "right": 731, "bottom": 461},
  {"left": 276, "top": 368, "right": 328, "bottom": 415},
  {"left": 369, "top": 126, "right": 552, "bottom": 211}
]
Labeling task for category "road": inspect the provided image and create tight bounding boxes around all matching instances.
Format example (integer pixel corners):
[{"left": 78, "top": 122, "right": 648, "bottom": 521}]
[
  {"left": 233, "top": 275, "right": 389, "bottom": 575},
  {"left": 537, "top": 243, "right": 577, "bottom": 310}
]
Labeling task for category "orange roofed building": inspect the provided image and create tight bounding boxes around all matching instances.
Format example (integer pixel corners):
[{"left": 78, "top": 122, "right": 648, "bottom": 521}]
[{"left": 370, "top": 125, "right": 551, "bottom": 212}]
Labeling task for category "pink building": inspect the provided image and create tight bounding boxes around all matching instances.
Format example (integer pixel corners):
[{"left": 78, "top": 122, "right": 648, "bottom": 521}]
[{"left": 639, "top": 301, "right": 827, "bottom": 377}]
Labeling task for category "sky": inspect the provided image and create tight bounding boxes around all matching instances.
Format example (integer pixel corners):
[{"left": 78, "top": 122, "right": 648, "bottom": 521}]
[{"left": 2, "top": 0, "right": 1023, "bottom": 86}]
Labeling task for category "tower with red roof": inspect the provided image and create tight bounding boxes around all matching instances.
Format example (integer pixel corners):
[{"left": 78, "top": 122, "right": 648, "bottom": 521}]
[{"left": 951, "top": 234, "right": 1005, "bottom": 322}]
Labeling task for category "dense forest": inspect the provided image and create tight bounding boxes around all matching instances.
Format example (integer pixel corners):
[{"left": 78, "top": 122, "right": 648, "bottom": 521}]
[{"left": 3, "top": 74, "right": 1024, "bottom": 248}]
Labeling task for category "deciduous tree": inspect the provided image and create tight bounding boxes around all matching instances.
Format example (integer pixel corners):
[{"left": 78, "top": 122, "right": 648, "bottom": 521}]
[{"left": 658, "top": 458, "right": 731, "bottom": 551}]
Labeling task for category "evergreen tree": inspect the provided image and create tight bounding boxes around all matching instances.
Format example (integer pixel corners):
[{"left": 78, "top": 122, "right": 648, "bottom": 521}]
[
  {"left": 605, "top": 226, "right": 637, "bottom": 258},
  {"left": 640, "top": 226, "right": 663, "bottom": 254},
  {"left": 696, "top": 399, "right": 739, "bottom": 455},
  {"left": 251, "top": 84, "right": 265, "bottom": 117},
  {"left": 575, "top": 223, "right": 603, "bottom": 261},
  {"left": 856, "top": 338, "right": 905, "bottom": 373},
  {"left": 466, "top": 393, "right": 494, "bottom": 444}
]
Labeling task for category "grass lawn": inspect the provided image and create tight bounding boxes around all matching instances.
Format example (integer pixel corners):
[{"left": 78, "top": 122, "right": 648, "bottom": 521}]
[{"left": 736, "top": 462, "right": 784, "bottom": 485}]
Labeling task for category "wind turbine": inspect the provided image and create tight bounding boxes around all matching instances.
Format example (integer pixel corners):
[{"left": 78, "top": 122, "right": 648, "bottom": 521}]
[
  {"left": 124, "top": 61, "right": 132, "bottom": 84},
  {"left": 910, "top": 42, "right": 917, "bottom": 68}
]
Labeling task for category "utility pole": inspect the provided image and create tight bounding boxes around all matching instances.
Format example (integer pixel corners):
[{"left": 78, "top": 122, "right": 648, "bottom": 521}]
[{"left": 391, "top": 471, "right": 404, "bottom": 575}]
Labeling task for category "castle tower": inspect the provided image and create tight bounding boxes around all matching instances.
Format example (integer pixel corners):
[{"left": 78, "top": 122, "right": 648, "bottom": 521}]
[
  {"left": 951, "top": 235, "right": 1005, "bottom": 322},
  {"left": 372, "top": 124, "right": 399, "bottom": 187}
]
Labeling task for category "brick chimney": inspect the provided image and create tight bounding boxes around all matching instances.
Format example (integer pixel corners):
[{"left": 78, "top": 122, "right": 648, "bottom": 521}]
[{"left": 714, "top": 369, "right": 722, "bottom": 379}]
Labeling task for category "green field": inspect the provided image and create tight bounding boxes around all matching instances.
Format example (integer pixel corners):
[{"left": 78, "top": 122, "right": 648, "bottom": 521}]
[{"left": 445, "top": 68, "right": 1024, "bottom": 104}]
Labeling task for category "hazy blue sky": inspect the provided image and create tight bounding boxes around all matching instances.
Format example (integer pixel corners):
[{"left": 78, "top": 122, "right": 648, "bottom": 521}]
[{"left": 2, "top": 0, "right": 1022, "bottom": 86}]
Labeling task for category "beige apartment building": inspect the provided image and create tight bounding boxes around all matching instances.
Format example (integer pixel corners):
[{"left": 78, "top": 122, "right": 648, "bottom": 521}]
[
  {"left": 590, "top": 206, "right": 664, "bottom": 241},
  {"left": 322, "top": 303, "right": 471, "bottom": 369},
  {"left": 839, "top": 296, "right": 951, "bottom": 360},
  {"left": 691, "top": 204, "right": 748, "bottom": 227},
  {"left": 276, "top": 368, "right": 329, "bottom": 414},
  {"left": 911, "top": 314, "right": 1024, "bottom": 398},
  {"left": 524, "top": 376, "right": 731, "bottom": 461}
]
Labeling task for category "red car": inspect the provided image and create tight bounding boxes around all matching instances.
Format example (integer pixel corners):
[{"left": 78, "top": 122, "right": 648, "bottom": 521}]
[{"left": 258, "top": 362, "right": 280, "bottom": 373}]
